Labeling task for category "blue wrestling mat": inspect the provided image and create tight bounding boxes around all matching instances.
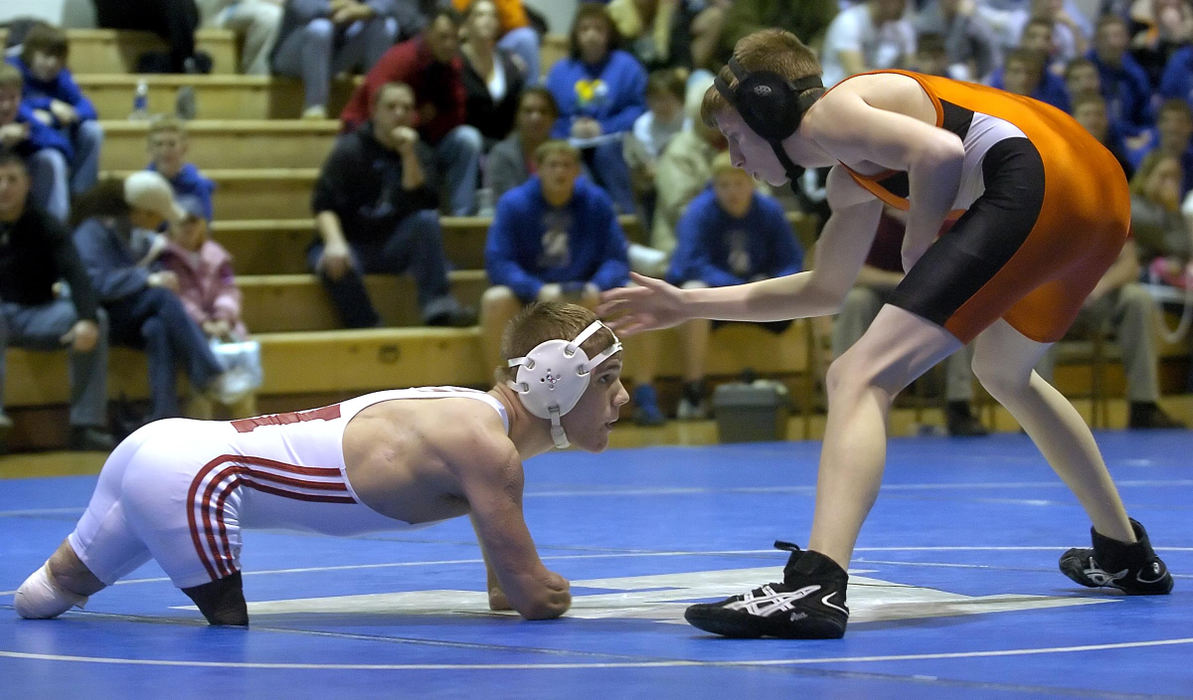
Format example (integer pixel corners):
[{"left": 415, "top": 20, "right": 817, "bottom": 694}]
[{"left": 2, "top": 432, "right": 1191, "bottom": 698}]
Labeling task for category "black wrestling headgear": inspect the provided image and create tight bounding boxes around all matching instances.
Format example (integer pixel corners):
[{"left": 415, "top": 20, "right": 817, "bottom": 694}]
[{"left": 713, "top": 57, "right": 824, "bottom": 185}]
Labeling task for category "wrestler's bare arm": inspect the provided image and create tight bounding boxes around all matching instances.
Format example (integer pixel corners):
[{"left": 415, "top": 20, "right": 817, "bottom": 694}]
[
  {"left": 805, "top": 77, "right": 964, "bottom": 270},
  {"left": 677, "top": 168, "right": 884, "bottom": 322},
  {"left": 599, "top": 172, "right": 883, "bottom": 333},
  {"left": 456, "top": 440, "right": 571, "bottom": 620}
]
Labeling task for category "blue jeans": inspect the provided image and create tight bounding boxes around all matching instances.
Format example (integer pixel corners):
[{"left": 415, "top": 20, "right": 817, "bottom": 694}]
[
  {"left": 0, "top": 300, "right": 109, "bottom": 427},
  {"left": 27, "top": 149, "right": 69, "bottom": 222},
  {"left": 106, "top": 287, "right": 223, "bottom": 420},
  {"left": 582, "top": 140, "right": 638, "bottom": 216},
  {"left": 68, "top": 120, "right": 104, "bottom": 194},
  {"left": 308, "top": 210, "right": 458, "bottom": 328},
  {"left": 273, "top": 16, "right": 397, "bottom": 109},
  {"left": 498, "top": 26, "right": 540, "bottom": 85},
  {"left": 435, "top": 125, "right": 482, "bottom": 215}
]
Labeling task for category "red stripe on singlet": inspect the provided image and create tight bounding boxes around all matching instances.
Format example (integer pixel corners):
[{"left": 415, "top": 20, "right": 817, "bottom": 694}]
[{"left": 187, "top": 455, "right": 356, "bottom": 580}]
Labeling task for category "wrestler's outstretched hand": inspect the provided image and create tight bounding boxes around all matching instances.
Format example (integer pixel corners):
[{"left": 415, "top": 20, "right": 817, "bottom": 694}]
[{"left": 598, "top": 272, "right": 690, "bottom": 336}]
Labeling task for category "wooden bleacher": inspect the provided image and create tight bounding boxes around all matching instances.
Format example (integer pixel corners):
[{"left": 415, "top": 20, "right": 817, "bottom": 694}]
[{"left": 3, "top": 28, "right": 1189, "bottom": 451}]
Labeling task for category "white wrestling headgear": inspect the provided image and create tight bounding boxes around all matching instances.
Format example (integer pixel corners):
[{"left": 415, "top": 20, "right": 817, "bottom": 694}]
[{"left": 507, "top": 320, "right": 623, "bottom": 449}]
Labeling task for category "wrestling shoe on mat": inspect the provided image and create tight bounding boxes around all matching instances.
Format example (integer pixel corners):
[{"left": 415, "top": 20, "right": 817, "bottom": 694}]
[
  {"left": 1059, "top": 518, "right": 1173, "bottom": 594},
  {"left": 684, "top": 541, "right": 849, "bottom": 639}
]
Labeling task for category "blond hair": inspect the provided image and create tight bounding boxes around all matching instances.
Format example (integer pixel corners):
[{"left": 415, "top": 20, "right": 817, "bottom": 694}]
[
  {"left": 533, "top": 139, "right": 581, "bottom": 166},
  {"left": 148, "top": 115, "right": 187, "bottom": 139},
  {"left": 710, "top": 151, "right": 747, "bottom": 179},
  {"left": 700, "top": 28, "right": 821, "bottom": 128}
]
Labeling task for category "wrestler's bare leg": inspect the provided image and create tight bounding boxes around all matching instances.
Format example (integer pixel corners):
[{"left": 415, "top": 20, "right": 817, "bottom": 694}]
[
  {"left": 808, "top": 305, "right": 962, "bottom": 568},
  {"left": 47, "top": 538, "right": 107, "bottom": 596},
  {"left": 972, "top": 319, "right": 1134, "bottom": 543}
]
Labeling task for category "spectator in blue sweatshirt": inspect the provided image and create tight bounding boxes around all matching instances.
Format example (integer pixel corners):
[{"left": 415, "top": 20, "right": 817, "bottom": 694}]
[
  {"left": 0, "top": 62, "right": 72, "bottom": 222},
  {"left": 481, "top": 140, "right": 630, "bottom": 370},
  {"left": 544, "top": 3, "right": 646, "bottom": 216},
  {"left": 632, "top": 153, "right": 804, "bottom": 422},
  {"left": 145, "top": 116, "right": 216, "bottom": 222},
  {"left": 1088, "top": 14, "right": 1155, "bottom": 139},
  {"left": 7, "top": 24, "right": 103, "bottom": 207}
]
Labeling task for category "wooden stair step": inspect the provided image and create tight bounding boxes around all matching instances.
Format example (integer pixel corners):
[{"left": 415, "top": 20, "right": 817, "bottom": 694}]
[
  {"left": 0, "top": 28, "right": 240, "bottom": 75},
  {"left": 77, "top": 74, "right": 358, "bottom": 120},
  {"left": 238, "top": 270, "right": 490, "bottom": 332},
  {"left": 99, "top": 119, "right": 340, "bottom": 170},
  {"left": 213, "top": 215, "right": 646, "bottom": 274},
  {"left": 4, "top": 327, "right": 486, "bottom": 406}
]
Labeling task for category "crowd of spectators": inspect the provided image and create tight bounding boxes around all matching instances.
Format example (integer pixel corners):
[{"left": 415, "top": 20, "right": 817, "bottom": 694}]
[{"left": 2, "top": 0, "right": 1193, "bottom": 451}]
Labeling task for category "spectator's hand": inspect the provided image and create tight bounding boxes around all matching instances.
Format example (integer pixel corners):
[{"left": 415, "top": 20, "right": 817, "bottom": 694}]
[
  {"left": 332, "top": 0, "right": 373, "bottom": 24},
  {"left": 537, "top": 283, "right": 564, "bottom": 300},
  {"left": 319, "top": 240, "right": 353, "bottom": 281},
  {"left": 142, "top": 233, "right": 169, "bottom": 265},
  {"left": 61, "top": 319, "right": 100, "bottom": 353},
  {"left": 0, "top": 123, "right": 30, "bottom": 147},
  {"left": 510, "top": 53, "right": 528, "bottom": 78},
  {"left": 50, "top": 100, "right": 79, "bottom": 125},
  {"left": 203, "top": 319, "right": 233, "bottom": 339},
  {"left": 390, "top": 126, "right": 418, "bottom": 155},
  {"left": 148, "top": 271, "right": 180, "bottom": 293},
  {"left": 32, "top": 109, "right": 54, "bottom": 126},
  {"left": 570, "top": 118, "right": 602, "bottom": 139}
]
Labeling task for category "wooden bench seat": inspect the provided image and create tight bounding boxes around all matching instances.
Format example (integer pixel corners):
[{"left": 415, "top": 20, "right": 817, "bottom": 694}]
[
  {"left": 0, "top": 28, "right": 240, "bottom": 75},
  {"left": 4, "top": 321, "right": 811, "bottom": 407},
  {"left": 213, "top": 218, "right": 494, "bottom": 274},
  {"left": 239, "top": 270, "right": 490, "bottom": 331},
  {"left": 106, "top": 167, "right": 318, "bottom": 219},
  {"left": 99, "top": 120, "right": 340, "bottom": 170},
  {"left": 77, "top": 74, "right": 357, "bottom": 120}
]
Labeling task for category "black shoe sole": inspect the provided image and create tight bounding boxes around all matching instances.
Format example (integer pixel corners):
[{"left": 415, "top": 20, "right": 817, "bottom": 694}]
[{"left": 684, "top": 604, "right": 847, "bottom": 639}]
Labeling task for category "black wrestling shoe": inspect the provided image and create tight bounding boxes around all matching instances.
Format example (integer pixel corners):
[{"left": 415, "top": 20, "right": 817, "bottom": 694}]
[
  {"left": 684, "top": 541, "right": 849, "bottom": 639},
  {"left": 1059, "top": 518, "right": 1173, "bottom": 595}
]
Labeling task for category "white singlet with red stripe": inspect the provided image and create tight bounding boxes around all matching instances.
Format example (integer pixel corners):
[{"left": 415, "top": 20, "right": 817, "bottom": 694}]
[{"left": 67, "top": 387, "right": 509, "bottom": 589}]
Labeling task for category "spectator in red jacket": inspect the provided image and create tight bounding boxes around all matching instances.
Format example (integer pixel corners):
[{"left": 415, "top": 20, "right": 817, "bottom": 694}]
[{"left": 340, "top": 8, "right": 482, "bottom": 215}]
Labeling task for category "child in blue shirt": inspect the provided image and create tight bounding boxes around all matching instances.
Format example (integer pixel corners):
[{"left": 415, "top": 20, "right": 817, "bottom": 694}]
[{"left": 7, "top": 23, "right": 103, "bottom": 210}]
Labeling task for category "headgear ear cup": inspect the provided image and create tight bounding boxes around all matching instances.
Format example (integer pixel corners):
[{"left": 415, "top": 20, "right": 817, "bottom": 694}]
[
  {"left": 507, "top": 321, "right": 622, "bottom": 449},
  {"left": 713, "top": 57, "right": 825, "bottom": 183}
]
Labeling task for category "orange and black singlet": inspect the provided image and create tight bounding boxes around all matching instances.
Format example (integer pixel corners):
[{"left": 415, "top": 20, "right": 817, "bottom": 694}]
[{"left": 835, "top": 70, "right": 1130, "bottom": 344}]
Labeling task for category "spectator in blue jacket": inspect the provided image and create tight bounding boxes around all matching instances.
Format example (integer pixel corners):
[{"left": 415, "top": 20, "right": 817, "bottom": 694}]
[
  {"left": 544, "top": 3, "right": 647, "bottom": 215},
  {"left": 1088, "top": 14, "right": 1155, "bottom": 138},
  {"left": 633, "top": 153, "right": 804, "bottom": 421},
  {"left": 481, "top": 139, "right": 630, "bottom": 370},
  {"left": 145, "top": 117, "right": 216, "bottom": 222},
  {"left": 0, "top": 62, "right": 71, "bottom": 222},
  {"left": 1158, "top": 44, "right": 1193, "bottom": 110},
  {"left": 7, "top": 24, "right": 103, "bottom": 204}
]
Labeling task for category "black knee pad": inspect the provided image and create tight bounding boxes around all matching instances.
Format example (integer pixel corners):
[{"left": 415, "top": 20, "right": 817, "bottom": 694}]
[{"left": 182, "top": 571, "right": 248, "bottom": 626}]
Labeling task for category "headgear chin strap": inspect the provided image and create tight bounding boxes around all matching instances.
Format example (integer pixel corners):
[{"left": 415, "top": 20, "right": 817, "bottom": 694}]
[
  {"left": 714, "top": 57, "right": 824, "bottom": 189},
  {"left": 507, "top": 320, "right": 622, "bottom": 449}
]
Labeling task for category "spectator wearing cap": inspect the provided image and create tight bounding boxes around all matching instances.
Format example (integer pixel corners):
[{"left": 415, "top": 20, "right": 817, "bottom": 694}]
[
  {"left": 0, "top": 148, "right": 114, "bottom": 453},
  {"left": 158, "top": 195, "right": 257, "bottom": 418},
  {"left": 71, "top": 173, "right": 252, "bottom": 425},
  {"left": 159, "top": 195, "right": 248, "bottom": 341}
]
